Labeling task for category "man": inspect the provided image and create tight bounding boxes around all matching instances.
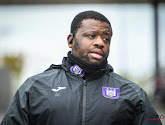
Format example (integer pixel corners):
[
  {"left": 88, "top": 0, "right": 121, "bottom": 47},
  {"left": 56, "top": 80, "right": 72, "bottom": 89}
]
[{"left": 1, "top": 10, "right": 162, "bottom": 125}]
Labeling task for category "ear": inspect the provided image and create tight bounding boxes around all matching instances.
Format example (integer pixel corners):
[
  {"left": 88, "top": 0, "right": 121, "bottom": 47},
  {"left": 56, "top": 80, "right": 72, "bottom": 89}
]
[{"left": 67, "top": 33, "right": 74, "bottom": 48}]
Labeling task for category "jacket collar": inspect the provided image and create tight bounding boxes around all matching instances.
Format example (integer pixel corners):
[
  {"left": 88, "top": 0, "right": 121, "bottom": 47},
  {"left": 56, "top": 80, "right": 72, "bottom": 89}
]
[
  {"left": 45, "top": 57, "right": 114, "bottom": 80},
  {"left": 62, "top": 57, "right": 113, "bottom": 80}
]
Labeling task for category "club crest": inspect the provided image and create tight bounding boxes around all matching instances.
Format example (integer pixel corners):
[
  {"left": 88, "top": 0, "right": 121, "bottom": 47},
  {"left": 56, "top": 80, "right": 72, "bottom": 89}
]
[
  {"left": 102, "top": 86, "right": 120, "bottom": 99},
  {"left": 70, "top": 64, "right": 84, "bottom": 77}
]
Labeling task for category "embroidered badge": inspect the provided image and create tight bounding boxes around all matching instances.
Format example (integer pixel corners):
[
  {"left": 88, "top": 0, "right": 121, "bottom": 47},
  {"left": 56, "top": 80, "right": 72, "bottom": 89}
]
[
  {"left": 102, "top": 86, "right": 120, "bottom": 99},
  {"left": 70, "top": 64, "right": 84, "bottom": 77}
]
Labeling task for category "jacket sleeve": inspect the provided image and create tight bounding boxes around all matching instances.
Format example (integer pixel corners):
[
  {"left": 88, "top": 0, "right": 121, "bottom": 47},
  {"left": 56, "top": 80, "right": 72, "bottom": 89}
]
[
  {"left": 132, "top": 89, "right": 162, "bottom": 125},
  {"left": 0, "top": 79, "right": 31, "bottom": 125}
]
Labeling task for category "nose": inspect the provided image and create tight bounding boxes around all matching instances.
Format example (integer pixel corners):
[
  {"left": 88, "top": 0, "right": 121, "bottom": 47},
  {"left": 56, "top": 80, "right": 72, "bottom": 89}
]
[{"left": 93, "top": 36, "right": 105, "bottom": 48}]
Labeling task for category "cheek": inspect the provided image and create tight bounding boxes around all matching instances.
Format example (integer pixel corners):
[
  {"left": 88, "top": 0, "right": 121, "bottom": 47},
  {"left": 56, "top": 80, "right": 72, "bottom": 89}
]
[
  {"left": 104, "top": 46, "right": 110, "bottom": 55},
  {"left": 79, "top": 45, "right": 90, "bottom": 56},
  {"left": 79, "top": 40, "right": 91, "bottom": 53},
  {"left": 73, "top": 40, "right": 87, "bottom": 55}
]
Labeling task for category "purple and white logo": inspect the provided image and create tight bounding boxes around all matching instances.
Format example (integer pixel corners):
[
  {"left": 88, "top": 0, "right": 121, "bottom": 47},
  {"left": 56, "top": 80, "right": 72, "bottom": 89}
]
[
  {"left": 70, "top": 64, "right": 84, "bottom": 77},
  {"left": 102, "top": 86, "right": 120, "bottom": 99}
]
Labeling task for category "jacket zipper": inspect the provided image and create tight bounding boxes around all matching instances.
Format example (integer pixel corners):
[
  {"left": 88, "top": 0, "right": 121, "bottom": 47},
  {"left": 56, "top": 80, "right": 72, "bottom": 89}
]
[{"left": 82, "top": 80, "right": 87, "bottom": 125}]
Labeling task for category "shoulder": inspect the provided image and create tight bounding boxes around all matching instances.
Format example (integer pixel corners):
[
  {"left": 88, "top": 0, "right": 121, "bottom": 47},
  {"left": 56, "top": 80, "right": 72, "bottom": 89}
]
[
  {"left": 108, "top": 72, "right": 146, "bottom": 100},
  {"left": 20, "top": 64, "right": 64, "bottom": 92}
]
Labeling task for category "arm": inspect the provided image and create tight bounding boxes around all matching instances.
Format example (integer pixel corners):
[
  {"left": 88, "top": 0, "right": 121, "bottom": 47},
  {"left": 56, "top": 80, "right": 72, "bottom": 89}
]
[
  {"left": 133, "top": 90, "right": 162, "bottom": 125},
  {"left": 1, "top": 79, "right": 31, "bottom": 125}
]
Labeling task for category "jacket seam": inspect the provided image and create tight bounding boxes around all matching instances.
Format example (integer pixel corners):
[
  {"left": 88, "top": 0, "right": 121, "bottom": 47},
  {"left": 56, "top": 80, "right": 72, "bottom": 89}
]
[{"left": 109, "top": 73, "right": 142, "bottom": 102}]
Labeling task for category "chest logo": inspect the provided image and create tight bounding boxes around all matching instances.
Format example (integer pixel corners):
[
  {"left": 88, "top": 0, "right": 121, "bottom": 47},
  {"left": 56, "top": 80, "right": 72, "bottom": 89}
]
[
  {"left": 52, "top": 87, "right": 66, "bottom": 92},
  {"left": 102, "top": 86, "right": 120, "bottom": 99}
]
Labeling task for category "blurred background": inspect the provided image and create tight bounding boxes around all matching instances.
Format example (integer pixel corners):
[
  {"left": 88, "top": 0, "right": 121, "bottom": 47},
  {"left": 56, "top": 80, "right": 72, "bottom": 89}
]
[{"left": 0, "top": 0, "right": 165, "bottom": 123}]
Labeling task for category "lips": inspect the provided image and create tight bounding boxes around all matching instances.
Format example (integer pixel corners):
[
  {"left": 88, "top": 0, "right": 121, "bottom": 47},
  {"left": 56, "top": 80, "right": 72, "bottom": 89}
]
[{"left": 89, "top": 49, "right": 104, "bottom": 60}]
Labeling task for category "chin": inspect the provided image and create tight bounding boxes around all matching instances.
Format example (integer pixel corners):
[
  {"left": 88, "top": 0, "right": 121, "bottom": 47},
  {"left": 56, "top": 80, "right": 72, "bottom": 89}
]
[
  {"left": 81, "top": 55, "right": 106, "bottom": 66},
  {"left": 88, "top": 59, "right": 104, "bottom": 66}
]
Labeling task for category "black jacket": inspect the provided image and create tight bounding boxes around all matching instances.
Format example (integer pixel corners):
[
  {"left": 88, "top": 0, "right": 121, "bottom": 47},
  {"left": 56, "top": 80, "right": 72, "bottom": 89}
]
[{"left": 1, "top": 58, "right": 162, "bottom": 125}]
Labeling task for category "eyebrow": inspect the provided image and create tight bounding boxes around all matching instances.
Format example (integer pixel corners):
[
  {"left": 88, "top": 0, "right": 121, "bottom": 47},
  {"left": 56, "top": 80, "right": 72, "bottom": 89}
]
[
  {"left": 82, "top": 28, "right": 111, "bottom": 33},
  {"left": 103, "top": 32, "right": 111, "bottom": 36}
]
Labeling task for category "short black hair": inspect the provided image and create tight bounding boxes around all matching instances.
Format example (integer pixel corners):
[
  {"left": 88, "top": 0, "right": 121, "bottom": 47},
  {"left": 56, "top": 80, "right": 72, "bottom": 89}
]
[{"left": 71, "top": 10, "right": 112, "bottom": 36}]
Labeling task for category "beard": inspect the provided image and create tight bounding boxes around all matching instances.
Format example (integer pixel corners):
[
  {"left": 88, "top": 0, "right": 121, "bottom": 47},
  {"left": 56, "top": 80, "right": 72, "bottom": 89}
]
[{"left": 72, "top": 38, "right": 108, "bottom": 67}]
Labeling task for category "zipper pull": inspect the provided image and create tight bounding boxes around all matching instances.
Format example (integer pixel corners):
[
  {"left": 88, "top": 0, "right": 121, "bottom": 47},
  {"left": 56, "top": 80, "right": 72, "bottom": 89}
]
[{"left": 84, "top": 80, "right": 87, "bottom": 86}]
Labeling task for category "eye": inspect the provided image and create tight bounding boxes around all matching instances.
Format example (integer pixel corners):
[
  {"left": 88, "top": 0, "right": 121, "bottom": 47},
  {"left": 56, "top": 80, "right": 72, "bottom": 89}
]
[
  {"left": 88, "top": 34, "right": 96, "bottom": 39},
  {"left": 103, "top": 37, "right": 110, "bottom": 43}
]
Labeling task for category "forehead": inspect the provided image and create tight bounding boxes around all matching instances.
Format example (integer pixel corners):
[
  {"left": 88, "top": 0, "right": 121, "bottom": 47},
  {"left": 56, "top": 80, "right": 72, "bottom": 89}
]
[{"left": 79, "top": 19, "right": 111, "bottom": 33}]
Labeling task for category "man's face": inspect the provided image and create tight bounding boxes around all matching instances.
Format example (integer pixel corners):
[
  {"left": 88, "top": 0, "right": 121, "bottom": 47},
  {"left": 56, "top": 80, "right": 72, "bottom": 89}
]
[{"left": 68, "top": 19, "right": 112, "bottom": 65}]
